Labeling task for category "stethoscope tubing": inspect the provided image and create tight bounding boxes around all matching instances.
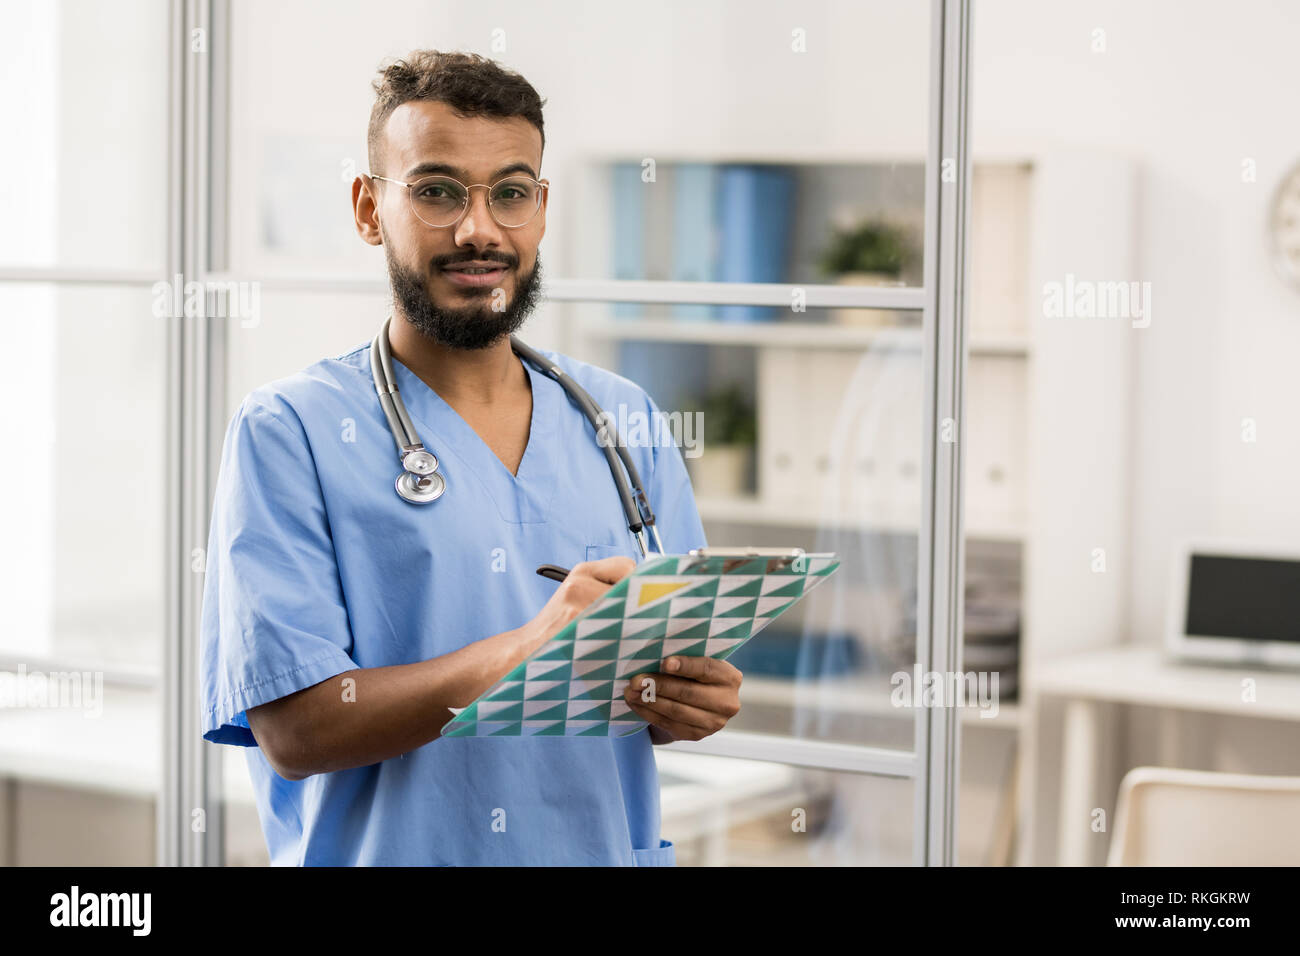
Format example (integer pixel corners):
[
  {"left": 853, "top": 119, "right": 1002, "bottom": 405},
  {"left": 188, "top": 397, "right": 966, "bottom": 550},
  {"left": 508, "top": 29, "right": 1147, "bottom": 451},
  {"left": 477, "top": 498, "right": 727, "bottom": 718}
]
[{"left": 372, "top": 317, "right": 663, "bottom": 554}]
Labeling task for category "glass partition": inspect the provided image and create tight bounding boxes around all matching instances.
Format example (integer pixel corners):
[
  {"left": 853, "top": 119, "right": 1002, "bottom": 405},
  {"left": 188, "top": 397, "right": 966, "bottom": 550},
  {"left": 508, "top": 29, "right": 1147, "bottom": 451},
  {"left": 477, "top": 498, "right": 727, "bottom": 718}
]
[{"left": 214, "top": 0, "right": 938, "bottom": 866}]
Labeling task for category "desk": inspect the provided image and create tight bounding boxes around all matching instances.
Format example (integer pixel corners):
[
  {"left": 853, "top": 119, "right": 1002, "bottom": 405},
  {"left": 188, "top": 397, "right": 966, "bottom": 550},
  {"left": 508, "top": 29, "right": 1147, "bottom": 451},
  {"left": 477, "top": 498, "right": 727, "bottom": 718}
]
[{"left": 1031, "top": 644, "right": 1300, "bottom": 865}]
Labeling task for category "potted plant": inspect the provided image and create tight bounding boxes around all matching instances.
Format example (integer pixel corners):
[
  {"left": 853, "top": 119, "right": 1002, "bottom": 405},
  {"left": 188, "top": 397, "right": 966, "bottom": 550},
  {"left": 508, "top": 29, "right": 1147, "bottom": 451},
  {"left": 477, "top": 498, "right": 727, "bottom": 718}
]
[
  {"left": 817, "top": 219, "right": 915, "bottom": 326},
  {"left": 684, "top": 384, "right": 757, "bottom": 498}
]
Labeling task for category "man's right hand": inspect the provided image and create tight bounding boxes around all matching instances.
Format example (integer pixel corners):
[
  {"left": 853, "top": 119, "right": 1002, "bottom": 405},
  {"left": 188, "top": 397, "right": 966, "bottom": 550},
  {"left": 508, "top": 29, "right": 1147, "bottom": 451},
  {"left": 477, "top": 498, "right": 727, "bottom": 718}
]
[{"left": 522, "top": 556, "right": 636, "bottom": 653}]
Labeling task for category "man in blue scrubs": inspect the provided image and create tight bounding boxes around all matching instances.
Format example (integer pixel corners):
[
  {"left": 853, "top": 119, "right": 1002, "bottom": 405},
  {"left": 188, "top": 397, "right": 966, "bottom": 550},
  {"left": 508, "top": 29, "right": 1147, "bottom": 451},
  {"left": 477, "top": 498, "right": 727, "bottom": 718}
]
[{"left": 199, "top": 50, "right": 744, "bottom": 865}]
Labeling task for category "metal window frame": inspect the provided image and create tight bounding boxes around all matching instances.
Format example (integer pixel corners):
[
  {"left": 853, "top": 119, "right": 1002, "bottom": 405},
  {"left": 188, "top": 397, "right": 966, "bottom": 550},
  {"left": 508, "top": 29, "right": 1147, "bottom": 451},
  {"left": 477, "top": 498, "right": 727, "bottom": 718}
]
[
  {"left": 156, "top": 0, "right": 972, "bottom": 866},
  {"left": 913, "top": 0, "right": 972, "bottom": 868},
  {"left": 161, "top": 0, "right": 226, "bottom": 867}
]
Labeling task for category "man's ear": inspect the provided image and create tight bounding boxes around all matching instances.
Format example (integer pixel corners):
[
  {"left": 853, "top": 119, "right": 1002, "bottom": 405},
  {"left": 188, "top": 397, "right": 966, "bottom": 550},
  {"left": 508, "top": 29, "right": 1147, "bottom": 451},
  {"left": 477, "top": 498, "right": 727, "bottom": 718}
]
[{"left": 353, "top": 175, "right": 383, "bottom": 246}]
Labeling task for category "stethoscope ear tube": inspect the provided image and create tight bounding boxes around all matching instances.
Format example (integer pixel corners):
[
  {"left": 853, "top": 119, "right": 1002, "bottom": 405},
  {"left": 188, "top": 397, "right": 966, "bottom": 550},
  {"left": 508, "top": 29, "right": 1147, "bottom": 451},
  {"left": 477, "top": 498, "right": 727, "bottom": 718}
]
[
  {"left": 373, "top": 317, "right": 448, "bottom": 504},
  {"left": 371, "top": 329, "right": 413, "bottom": 455},
  {"left": 509, "top": 335, "right": 660, "bottom": 548},
  {"left": 369, "top": 318, "right": 663, "bottom": 552}
]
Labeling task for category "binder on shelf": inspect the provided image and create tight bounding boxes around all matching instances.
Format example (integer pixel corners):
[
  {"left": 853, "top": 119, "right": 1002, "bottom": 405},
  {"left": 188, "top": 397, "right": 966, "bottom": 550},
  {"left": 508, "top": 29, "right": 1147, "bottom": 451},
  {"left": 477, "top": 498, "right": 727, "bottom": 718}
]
[
  {"left": 671, "top": 163, "right": 720, "bottom": 321},
  {"left": 716, "top": 165, "right": 796, "bottom": 323},
  {"left": 611, "top": 162, "right": 646, "bottom": 319}
]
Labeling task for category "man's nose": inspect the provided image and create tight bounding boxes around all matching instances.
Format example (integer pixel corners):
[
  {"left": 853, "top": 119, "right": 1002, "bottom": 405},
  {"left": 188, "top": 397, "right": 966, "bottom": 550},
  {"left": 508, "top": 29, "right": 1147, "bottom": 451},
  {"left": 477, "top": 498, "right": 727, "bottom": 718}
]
[{"left": 453, "top": 185, "right": 504, "bottom": 244}]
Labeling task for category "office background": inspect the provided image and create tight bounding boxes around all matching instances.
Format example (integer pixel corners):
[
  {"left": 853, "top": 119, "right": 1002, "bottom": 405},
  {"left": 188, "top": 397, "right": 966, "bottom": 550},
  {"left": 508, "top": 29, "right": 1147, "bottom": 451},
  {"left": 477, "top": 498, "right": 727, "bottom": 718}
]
[{"left": 2, "top": 0, "right": 1300, "bottom": 866}]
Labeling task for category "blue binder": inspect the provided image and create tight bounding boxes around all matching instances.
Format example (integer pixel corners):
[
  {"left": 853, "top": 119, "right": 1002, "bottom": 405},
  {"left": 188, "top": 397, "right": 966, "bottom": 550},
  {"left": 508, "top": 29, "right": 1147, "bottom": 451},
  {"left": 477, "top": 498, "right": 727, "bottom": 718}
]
[
  {"left": 716, "top": 165, "right": 796, "bottom": 323},
  {"left": 611, "top": 162, "right": 646, "bottom": 319},
  {"left": 671, "top": 164, "right": 720, "bottom": 321}
]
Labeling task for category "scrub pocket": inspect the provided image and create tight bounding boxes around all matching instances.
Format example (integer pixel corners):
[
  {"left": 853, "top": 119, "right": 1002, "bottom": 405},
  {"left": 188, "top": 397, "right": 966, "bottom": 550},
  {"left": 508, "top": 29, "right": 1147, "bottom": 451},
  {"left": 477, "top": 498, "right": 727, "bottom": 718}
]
[
  {"left": 632, "top": 839, "right": 676, "bottom": 867},
  {"left": 586, "top": 543, "right": 631, "bottom": 562}
]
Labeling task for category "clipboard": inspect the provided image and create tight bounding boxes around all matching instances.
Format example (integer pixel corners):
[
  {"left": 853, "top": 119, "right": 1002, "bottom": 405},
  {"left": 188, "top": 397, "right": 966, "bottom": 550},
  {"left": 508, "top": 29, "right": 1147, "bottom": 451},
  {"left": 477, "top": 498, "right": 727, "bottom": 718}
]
[{"left": 440, "top": 548, "right": 840, "bottom": 737}]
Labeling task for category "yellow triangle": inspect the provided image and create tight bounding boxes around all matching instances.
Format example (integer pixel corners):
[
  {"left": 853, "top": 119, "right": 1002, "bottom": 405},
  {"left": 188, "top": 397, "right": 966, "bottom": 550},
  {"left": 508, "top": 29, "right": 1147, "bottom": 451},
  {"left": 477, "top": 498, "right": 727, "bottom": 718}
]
[{"left": 637, "top": 580, "right": 692, "bottom": 607}]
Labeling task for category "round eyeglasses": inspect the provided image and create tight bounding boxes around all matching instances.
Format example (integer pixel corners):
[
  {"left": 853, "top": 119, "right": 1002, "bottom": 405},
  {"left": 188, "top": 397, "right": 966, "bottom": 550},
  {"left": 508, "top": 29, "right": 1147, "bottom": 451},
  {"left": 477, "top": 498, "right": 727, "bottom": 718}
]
[{"left": 370, "top": 173, "right": 547, "bottom": 228}]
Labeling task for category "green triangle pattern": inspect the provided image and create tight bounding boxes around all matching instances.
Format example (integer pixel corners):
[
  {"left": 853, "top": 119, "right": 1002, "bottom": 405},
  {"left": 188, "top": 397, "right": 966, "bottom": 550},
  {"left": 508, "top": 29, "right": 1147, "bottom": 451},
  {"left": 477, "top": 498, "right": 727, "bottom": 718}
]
[{"left": 441, "top": 553, "right": 839, "bottom": 737}]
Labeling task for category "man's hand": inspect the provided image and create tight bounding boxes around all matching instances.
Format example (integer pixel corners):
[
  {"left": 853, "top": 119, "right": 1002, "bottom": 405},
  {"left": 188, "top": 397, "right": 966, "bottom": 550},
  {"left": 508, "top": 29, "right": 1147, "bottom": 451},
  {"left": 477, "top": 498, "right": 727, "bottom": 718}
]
[
  {"left": 622, "top": 656, "right": 742, "bottom": 743},
  {"left": 522, "top": 557, "right": 637, "bottom": 655}
]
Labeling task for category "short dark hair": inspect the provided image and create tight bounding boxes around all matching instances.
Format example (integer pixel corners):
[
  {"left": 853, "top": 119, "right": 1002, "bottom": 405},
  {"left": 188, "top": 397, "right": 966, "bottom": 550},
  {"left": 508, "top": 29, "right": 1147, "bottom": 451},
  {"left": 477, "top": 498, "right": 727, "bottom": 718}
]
[{"left": 367, "top": 50, "right": 547, "bottom": 176}]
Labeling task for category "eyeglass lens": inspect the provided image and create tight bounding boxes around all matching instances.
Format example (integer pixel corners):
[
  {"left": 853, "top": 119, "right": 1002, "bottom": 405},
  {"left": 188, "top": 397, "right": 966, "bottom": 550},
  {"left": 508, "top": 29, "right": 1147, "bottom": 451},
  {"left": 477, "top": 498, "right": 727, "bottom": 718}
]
[{"left": 408, "top": 176, "right": 541, "bottom": 227}]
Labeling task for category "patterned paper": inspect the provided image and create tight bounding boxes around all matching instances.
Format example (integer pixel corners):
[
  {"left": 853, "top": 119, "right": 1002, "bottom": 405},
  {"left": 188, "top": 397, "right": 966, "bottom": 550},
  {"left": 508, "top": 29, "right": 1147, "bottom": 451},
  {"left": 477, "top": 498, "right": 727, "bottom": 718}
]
[{"left": 441, "top": 552, "right": 840, "bottom": 737}]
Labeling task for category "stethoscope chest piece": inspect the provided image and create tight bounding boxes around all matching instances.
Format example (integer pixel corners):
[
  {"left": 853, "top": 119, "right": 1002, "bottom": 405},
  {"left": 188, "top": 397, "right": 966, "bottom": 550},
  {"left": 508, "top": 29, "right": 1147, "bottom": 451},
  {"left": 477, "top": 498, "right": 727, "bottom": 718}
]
[
  {"left": 396, "top": 449, "right": 445, "bottom": 503},
  {"left": 397, "top": 468, "right": 445, "bottom": 503}
]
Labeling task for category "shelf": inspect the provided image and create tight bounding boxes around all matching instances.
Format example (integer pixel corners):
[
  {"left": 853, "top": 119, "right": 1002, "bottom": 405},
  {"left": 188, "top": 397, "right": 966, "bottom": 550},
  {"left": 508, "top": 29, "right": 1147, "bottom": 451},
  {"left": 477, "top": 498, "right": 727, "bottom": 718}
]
[
  {"left": 576, "top": 316, "right": 1030, "bottom": 356},
  {"left": 695, "top": 494, "right": 1027, "bottom": 542}
]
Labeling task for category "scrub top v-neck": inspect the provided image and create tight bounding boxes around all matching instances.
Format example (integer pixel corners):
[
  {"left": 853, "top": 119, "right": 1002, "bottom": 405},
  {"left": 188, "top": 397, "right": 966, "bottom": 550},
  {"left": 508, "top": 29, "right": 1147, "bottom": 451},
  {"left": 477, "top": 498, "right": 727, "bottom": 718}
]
[
  {"left": 386, "top": 351, "right": 558, "bottom": 523},
  {"left": 199, "top": 336, "right": 707, "bottom": 866}
]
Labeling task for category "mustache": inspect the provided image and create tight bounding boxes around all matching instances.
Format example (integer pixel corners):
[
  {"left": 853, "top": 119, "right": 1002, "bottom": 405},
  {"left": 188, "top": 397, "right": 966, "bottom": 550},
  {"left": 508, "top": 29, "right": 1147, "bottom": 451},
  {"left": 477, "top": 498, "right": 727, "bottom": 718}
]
[{"left": 437, "top": 254, "right": 514, "bottom": 269}]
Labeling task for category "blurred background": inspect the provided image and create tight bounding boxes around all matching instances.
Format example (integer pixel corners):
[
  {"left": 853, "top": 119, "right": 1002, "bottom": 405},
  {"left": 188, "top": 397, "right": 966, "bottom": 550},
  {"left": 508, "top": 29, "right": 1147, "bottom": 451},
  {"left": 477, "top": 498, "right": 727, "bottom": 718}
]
[{"left": 3, "top": 0, "right": 1300, "bottom": 866}]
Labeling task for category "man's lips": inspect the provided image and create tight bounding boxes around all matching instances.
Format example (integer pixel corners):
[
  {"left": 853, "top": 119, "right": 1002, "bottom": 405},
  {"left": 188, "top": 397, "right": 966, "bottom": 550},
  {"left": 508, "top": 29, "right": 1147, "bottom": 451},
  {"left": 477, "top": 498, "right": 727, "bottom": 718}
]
[{"left": 440, "top": 263, "right": 509, "bottom": 287}]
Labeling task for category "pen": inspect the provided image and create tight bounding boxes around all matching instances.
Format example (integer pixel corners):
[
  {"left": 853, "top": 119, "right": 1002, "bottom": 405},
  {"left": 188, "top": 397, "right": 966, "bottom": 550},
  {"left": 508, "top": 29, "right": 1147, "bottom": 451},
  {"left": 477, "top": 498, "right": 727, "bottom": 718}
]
[{"left": 535, "top": 564, "right": 570, "bottom": 583}]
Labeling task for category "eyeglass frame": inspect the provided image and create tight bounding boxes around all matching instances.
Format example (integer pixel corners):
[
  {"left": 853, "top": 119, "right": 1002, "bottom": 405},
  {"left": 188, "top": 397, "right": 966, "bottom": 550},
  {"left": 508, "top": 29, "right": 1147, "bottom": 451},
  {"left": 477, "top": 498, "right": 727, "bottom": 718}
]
[{"left": 368, "top": 172, "right": 549, "bottom": 228}]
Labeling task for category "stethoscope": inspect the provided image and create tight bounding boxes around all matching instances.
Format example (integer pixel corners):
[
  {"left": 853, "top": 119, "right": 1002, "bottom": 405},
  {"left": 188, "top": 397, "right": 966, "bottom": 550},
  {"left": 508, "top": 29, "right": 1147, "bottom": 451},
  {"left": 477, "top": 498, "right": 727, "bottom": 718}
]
[{"left": 370, "top": 317, "right": 666, "bottom": 556}]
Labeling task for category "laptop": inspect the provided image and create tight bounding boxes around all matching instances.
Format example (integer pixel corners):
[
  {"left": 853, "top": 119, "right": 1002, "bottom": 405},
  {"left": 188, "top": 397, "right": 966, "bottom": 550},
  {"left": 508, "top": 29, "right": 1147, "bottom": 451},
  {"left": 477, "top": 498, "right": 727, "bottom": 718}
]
[{"left": 1165, "top": 539, "right": 1300, "bottom": 668}]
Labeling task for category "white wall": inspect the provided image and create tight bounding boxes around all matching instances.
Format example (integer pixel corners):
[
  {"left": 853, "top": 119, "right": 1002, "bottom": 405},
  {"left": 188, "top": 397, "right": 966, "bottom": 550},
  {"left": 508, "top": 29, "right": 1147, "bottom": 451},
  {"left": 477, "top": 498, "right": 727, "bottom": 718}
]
[{"left": 972, "top": 0, "right": 1300, "bottom": 644}]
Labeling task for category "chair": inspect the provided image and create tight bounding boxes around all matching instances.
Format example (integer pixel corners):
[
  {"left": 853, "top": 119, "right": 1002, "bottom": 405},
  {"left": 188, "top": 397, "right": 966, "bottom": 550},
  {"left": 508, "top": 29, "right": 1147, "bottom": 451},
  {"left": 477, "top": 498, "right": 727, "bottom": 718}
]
[{"left": 1107, "top": 766, "right": 1300, "bottom": 866}]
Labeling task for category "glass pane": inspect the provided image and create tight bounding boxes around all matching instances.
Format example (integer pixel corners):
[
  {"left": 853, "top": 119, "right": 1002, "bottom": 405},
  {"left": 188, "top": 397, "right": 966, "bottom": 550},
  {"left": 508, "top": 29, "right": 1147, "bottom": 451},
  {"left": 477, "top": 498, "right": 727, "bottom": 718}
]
[
  {"left": 217, "top": 0, "right": 935, "bottom": 866},
  {"left": 225, "top": 0, "right": 929, "bottom": 290},
  {"left": 0, "top": 681, "right": 157, "bottom": 864},
  {"left": 571, "top": 302, "right": 927, "bottom": 750},
  {"left": 965, "top": 0, "right": 1300, "bottom": 866},
  {"left": 0, "top": 283, "right": 164, "bottom": 864},
  {"left": 223, "top": 288, "right": 389, "bottom": 417},
  {"left": 0, "top": 0, "right": 169, "bottom": 271},
  {"left": 0, "top": 284, "right": 165, "bottom": 671},
  {"left": 658, "top": 752, "right": 913, "bottom": 865}
]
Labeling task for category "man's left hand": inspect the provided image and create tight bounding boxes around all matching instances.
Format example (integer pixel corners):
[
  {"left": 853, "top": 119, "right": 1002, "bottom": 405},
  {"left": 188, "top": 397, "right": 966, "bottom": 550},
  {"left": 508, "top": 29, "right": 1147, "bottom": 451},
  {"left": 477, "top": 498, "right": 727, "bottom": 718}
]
[{"left": 622, "top": 656, "right": 742, "bottom": 743}]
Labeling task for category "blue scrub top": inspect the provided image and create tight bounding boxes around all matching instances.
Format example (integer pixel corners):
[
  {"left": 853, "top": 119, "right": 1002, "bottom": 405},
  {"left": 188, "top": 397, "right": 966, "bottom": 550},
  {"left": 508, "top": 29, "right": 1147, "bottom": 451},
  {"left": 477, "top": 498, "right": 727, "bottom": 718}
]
[{"left": 199, "top": 337, "right": 707, "bottom": 865}]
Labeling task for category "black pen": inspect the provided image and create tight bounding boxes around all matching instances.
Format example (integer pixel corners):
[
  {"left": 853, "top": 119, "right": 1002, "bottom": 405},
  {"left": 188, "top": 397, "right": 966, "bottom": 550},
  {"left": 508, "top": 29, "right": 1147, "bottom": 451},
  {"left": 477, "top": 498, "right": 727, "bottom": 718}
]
[{"left": 535, "top": 564, "right": 570, "bottom": 583}]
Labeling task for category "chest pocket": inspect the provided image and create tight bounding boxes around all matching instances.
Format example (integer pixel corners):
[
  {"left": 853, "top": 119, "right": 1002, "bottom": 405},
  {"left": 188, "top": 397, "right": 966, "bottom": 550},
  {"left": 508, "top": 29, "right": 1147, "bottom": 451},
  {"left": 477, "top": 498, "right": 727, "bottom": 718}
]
[{"left": 586, "top": 542, "right": 634, "bottom": 563}]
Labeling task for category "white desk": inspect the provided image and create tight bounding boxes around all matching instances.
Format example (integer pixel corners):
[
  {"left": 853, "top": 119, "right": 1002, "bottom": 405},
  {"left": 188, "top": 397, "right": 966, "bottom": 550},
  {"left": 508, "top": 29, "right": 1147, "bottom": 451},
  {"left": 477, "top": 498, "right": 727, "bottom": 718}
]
[{"left": 1031, "top": 644, "right": 1300, "bottom": 865}]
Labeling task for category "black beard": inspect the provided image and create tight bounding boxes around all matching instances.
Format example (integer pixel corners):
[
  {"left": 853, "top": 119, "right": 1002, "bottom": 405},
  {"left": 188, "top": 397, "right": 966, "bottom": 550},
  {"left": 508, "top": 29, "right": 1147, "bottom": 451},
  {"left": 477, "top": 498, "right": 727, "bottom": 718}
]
[{"left": 386, "top": 248, "right": 544, "bottom": 350}]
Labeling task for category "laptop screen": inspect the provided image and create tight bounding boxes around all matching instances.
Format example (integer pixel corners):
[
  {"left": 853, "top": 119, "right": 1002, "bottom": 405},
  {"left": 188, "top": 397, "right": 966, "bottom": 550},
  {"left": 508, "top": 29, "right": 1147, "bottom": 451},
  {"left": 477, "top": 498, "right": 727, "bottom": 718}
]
[{"left": 1185, "top": 554, "right": 1300, "bottom": 644}]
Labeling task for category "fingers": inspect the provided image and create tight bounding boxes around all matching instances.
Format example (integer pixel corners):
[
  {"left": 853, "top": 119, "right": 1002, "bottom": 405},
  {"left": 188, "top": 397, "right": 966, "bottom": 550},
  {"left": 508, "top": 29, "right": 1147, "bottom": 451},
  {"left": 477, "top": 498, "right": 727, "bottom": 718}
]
[
  {"left": 573, "top": 555, "right": 637, "bottom": 585},
  {"left": 623, "top": 694, "right": 724, "bottom": 740},
  {"left": 657, "top": 654, "right": 743, "bottom": 686},
  {"left": 530, "top": 558, "right": 637, "bottom": 646},
  {"left": 623, "top": 672, "right": 739, "bottom": 715},
  {"left": 547, "top": 556, "right": 635, "bottom": 624}
]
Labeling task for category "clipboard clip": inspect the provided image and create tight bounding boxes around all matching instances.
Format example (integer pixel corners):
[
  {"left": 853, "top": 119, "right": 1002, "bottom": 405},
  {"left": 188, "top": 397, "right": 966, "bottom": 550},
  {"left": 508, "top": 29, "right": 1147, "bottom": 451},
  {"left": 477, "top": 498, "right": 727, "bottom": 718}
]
[{"left": 684, "top": 546, "right": 810, "bottom": 575}]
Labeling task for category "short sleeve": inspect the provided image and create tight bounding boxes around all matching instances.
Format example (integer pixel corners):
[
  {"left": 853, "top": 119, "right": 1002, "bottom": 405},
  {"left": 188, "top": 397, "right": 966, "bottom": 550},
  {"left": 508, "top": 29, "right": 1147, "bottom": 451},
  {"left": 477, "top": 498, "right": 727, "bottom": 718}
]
[
  {"left": 200, "top": 398, "right": 359, "bottom": 747},
  {"left": 642, "top": 389, "right": 709, "bottom": 555}
]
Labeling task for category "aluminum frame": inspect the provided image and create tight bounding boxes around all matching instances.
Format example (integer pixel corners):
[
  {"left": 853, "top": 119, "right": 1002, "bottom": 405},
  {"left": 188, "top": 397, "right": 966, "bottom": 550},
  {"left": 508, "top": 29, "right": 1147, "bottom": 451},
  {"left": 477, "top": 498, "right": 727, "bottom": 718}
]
[
  {"left": 161, "top": 0, "right": 226, "bottom": 867},
  {"left": 912, "top": 0, "right": 973, "bottom": 867}
]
